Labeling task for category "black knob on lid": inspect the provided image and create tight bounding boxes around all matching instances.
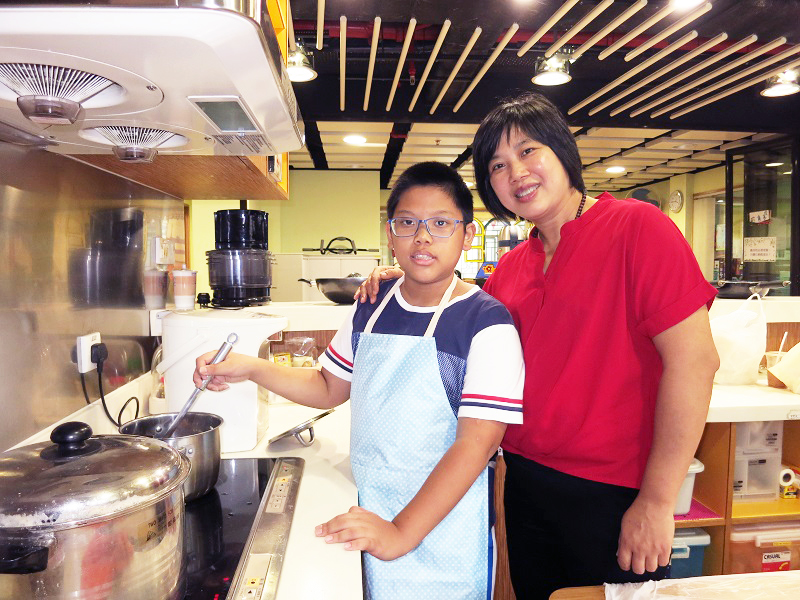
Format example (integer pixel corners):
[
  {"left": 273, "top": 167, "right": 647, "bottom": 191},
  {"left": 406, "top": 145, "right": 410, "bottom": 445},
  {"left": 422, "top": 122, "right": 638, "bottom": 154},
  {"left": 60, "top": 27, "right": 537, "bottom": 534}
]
[{"left": 49, "top": 422, "right": 93, "bottom": 454}]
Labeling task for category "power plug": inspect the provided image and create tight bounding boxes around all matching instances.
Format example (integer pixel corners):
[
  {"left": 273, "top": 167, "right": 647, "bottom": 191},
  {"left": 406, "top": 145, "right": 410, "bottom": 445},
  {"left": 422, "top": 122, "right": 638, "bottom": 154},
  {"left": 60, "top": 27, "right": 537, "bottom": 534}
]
[{"left": 75, "top": 332, "right": 101, "bottom": 373}]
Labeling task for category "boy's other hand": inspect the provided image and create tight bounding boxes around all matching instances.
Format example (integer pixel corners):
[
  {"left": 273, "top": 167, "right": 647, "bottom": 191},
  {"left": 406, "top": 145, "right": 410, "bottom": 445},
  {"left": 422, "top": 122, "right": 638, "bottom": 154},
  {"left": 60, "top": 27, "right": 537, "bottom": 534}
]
[
  {"left": 315, "top": 505, "right": 414, "bottom": 561},
  {"left": 193, "top": 351, "right": 255, "bottom": 391},
  {"left": 354, "top": 266, "right": 404, "bottom": 304}
]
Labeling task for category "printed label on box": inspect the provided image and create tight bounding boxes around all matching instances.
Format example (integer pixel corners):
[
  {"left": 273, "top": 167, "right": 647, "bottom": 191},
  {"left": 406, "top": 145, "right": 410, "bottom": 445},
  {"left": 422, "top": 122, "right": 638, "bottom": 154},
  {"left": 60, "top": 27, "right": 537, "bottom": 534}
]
[{"left": 762, "top": 550, "right": 791, "bottom": 571}]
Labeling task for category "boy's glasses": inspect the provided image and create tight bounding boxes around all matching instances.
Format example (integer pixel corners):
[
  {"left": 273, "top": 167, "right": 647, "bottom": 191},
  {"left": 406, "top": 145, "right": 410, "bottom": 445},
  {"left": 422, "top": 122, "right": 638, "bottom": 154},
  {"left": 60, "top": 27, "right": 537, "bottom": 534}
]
[{"left": 389, "top": 217, "right": 464, "bottom": 238}]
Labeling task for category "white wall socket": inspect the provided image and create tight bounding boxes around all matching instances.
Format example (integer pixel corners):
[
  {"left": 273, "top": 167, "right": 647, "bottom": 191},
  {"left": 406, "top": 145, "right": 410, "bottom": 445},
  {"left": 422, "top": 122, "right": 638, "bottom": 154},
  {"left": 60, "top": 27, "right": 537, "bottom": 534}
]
[{"left": 76, "top": 332, "right": 101, "bottom": 374}]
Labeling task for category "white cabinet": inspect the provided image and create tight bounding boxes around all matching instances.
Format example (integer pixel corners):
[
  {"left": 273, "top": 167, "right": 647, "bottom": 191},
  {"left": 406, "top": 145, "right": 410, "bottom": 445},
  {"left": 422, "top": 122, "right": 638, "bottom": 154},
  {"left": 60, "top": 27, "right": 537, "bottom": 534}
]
[{"left": 270, "top": 253, "right": 380, "bottom": 302}]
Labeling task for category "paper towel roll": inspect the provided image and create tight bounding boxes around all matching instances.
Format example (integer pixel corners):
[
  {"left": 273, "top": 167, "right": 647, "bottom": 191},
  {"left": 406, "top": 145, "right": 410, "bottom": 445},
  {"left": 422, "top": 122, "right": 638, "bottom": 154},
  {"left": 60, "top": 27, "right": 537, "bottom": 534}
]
[{"left": 779, "top": 468, "right": 797, "bottom": 486}]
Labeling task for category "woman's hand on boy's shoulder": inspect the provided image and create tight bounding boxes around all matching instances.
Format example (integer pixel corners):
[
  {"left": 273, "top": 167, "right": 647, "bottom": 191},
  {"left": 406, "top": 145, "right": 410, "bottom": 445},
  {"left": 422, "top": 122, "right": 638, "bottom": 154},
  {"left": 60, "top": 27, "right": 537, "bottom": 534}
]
[
  {"left": 354, "top": 266, "right": 404, "bottom": 304},
  {"left": 315, "top": 505, "right": 415, "bottom": 561}
]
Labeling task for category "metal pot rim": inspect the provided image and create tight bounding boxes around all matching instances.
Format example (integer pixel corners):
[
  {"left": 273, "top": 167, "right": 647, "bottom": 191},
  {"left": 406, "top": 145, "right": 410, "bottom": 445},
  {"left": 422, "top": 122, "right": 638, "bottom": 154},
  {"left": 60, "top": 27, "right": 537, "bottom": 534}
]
[{"left": 0, "top": 423, "right": 191, "bottom": 531}]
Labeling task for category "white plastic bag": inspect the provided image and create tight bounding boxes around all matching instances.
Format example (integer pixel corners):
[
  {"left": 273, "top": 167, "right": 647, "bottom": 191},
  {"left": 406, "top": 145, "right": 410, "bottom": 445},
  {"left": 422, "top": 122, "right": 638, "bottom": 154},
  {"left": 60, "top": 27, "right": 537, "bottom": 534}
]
[{"left": 710, "top": 293, "right": 767, "bottom": 385}]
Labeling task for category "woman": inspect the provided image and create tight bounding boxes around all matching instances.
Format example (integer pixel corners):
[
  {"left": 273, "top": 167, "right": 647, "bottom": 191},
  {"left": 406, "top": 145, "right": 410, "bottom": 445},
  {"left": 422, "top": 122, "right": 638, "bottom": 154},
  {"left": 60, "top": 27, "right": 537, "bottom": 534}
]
[{"left": 357, "top": 92, "right": 720, "bottom": 599}]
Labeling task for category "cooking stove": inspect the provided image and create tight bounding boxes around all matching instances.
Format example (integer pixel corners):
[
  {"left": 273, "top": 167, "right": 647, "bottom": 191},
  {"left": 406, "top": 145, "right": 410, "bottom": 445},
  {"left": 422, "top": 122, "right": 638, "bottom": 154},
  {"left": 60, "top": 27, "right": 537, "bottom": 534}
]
[{"left": 183, "top": 457, "right": 303, "bottom": 600}]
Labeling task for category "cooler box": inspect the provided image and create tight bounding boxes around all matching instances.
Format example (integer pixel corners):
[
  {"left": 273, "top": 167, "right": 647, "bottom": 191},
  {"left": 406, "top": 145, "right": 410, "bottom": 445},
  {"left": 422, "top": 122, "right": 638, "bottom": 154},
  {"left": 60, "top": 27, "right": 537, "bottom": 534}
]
[
  {"left": 669, "top": 528, "right": 711, "bottom": 578},
  {"left": 729, "top": 521, "right": 800, "bottom": 573}
]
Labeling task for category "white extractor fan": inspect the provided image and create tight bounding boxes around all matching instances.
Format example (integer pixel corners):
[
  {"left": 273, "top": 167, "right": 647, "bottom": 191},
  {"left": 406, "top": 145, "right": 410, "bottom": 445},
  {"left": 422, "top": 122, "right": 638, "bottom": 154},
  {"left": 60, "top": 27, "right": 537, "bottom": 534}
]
[{"left": 0, "top": 1, "right": 304, "bottom": 159}]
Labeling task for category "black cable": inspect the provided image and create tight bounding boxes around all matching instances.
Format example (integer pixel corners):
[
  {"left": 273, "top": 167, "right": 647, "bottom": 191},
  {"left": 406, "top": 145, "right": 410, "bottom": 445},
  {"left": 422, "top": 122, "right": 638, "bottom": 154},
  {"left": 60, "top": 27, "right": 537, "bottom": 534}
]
[
  {"left": 79, "top": 372, "right": 91, "bottom": 405},
  {"left": 97, "top": 370, "right": 119, "bottom": 428},
  {"left": 118, "top": 396, "right": 140, "bottom": 428},
  {"left": 91, "top": 343, "right": 119, "bottom": 428}
]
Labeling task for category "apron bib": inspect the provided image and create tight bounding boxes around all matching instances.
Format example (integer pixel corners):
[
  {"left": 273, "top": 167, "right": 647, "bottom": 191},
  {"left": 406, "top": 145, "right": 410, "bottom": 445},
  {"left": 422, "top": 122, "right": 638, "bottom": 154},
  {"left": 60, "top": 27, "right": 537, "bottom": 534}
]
[{"left": 350, "top": 276, "right": 493, "bottom": 600}]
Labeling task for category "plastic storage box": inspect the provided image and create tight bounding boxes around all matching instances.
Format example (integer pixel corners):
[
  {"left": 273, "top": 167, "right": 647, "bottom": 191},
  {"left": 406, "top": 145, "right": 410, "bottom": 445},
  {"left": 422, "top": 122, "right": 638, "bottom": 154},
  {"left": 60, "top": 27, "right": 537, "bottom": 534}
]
[
  {"left": 729, "top": 521, "right": 800, "bottom": 573},
  {"left": 736, "top": 421, "right": 784, "bottom": 455},
  {"left": 733, "top": 451, "right": 782, "bottom": 500},
  {"left": 669, "top": 528, "right": 711, "bottom": 578},
  {"left": 675, "top": 458, "right": 704, "bottom": 515}
]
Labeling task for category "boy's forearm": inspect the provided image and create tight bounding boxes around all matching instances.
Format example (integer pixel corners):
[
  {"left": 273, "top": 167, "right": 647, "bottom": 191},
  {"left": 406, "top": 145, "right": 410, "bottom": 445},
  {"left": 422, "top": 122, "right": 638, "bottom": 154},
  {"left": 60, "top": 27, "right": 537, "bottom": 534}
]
[
  {"left": 248, "top": 360, "right": 347, "bottom": 409},
  {"left": 391, "top": 419, "right": 505, "bottom": 554}
]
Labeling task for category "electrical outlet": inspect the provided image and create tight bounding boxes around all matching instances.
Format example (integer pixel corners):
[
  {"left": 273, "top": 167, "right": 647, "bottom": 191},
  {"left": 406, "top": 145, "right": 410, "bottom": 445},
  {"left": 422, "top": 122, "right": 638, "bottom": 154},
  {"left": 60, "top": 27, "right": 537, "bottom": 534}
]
[{"left": 76, "top": 332, "right": 101, "bottom": 373}]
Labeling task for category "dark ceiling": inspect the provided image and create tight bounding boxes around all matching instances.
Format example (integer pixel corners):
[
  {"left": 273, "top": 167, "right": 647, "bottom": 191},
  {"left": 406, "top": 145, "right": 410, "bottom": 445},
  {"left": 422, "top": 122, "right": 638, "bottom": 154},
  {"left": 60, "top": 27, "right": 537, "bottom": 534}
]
[{"left": 289, "top": 0, "right": 800, "bottom": 133}]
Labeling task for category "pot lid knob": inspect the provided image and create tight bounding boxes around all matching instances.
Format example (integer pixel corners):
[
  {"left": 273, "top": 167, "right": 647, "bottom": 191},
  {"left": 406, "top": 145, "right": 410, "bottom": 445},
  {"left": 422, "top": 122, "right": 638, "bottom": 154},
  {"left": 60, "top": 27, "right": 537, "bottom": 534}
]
[{"left": 48, "top": 421, "right": 94, "bottom": 456}]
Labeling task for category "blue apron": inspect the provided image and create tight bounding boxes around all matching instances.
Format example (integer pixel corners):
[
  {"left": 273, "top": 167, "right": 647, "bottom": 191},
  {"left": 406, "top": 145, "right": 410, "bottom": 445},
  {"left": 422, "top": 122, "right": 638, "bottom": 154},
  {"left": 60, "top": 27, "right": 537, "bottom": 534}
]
[{"left": 350, "top": 276, "right": 493, "bottom": 600}]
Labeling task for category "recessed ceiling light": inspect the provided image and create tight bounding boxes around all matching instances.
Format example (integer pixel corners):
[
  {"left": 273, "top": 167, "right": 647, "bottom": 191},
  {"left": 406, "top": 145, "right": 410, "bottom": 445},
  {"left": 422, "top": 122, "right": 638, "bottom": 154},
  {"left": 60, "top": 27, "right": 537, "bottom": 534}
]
[
  {"left": 765, "top": 162, "right": 784, "bottom": 167},
  {"left": 782, "top": 170, "right": 793, "bottom": 175},
  {"left": 343, "top": 134, "right": 367, "bottom": 145},
  {"left": 347, "top": 164, "right": 364, "bottom": 169},
  {"left": 464, "top": 181, "right": 475, "bottom": 188},
  {"left": 606, "top": 166, "right": 626, "bottom": 174}
]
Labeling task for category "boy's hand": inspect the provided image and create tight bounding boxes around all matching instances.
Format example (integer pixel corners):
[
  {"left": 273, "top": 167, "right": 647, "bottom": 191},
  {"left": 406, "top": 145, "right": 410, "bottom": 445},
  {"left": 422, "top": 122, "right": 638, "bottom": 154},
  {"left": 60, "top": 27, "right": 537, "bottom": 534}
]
[
  {"left": 315, "top": 506, "right": 414, "bottom": 561},
  {"left": 193, "top": 351, "right": 257, "bottom": 391},
  {"left": 354, "top": 266, "right": 404, "bottom": 304}
]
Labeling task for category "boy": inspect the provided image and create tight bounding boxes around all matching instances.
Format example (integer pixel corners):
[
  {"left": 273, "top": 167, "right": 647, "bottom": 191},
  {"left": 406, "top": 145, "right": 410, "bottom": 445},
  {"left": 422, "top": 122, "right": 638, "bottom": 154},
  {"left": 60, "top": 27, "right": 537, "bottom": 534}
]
[{"left": 195, "top": 161, "right": 524, "bottom": 599}]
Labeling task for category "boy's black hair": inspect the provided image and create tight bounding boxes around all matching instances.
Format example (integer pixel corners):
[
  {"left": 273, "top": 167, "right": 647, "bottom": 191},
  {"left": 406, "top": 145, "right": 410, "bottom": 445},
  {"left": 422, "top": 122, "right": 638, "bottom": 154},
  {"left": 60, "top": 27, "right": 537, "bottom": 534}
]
[
  {"left": 387, "top": 161, "right": 474, "bottom": 225},
  {"left": 472, "top": 92, "right": 585, "bottom": 221}
]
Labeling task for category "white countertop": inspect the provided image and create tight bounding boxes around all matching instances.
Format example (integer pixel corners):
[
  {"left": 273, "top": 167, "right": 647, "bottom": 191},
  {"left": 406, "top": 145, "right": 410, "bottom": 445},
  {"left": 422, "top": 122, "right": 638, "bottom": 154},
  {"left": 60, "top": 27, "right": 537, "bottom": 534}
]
[
  {"left": 709, "top": 378, "right": 800, "bottom": 422},
  {"left": 222, "top": 399, "right": 362, "bottom": 600}
]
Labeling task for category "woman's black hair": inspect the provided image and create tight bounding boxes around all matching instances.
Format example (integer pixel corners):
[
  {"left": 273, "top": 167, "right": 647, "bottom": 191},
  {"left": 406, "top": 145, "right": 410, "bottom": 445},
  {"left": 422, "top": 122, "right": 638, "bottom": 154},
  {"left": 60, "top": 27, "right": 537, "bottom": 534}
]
[
  {"left": 386, "top": 161, "right": 474, "bottom": 224},
  {"left": 472, "top": 92, "right": 585, "bottom": 221}
]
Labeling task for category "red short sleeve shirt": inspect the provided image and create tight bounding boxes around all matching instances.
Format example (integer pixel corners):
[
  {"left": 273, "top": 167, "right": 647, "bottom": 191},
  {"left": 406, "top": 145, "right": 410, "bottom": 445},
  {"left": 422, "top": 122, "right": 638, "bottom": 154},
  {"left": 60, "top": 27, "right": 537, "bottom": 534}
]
[{"left": 484, "top": 193, "right": 716, "bottom": 488}]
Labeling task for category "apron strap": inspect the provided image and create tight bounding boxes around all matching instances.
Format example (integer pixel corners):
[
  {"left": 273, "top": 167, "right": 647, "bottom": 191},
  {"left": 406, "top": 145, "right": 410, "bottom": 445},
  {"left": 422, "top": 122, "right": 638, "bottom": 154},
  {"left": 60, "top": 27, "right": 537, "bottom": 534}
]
[
  {"left": 363, "top": 274, "right": 460, "bottom": 338},
  {"left": 364, "top": 276, "right": 404, "bottom": 334},
  {"left": 424, "top": 275, "right": 459, "bottom": 337}
]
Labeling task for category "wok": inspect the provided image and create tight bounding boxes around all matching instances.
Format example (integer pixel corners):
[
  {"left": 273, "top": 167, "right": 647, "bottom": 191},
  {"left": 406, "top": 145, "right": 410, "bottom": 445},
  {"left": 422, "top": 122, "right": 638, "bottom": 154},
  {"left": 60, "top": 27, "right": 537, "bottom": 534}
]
[
  {"left": 299, "top": 275, "right": 366, "bottom": 304},
  {"left": 713, "top": 279, "right": 789, "bottom": 299}
]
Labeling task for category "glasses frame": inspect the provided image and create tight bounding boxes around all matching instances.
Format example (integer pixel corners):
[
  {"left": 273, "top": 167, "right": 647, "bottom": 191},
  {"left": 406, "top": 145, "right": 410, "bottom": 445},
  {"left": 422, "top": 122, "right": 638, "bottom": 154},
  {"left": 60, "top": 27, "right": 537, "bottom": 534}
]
[{"left": 388, "top": 217, "right": 466, "bottom": 238}]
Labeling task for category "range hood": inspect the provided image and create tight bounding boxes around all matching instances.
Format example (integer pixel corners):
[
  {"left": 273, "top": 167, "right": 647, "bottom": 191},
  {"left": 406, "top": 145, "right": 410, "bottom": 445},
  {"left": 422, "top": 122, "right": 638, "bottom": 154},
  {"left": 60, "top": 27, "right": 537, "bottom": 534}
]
[{"left": 0, "top": 0, "right": 304, "bottom": 162}]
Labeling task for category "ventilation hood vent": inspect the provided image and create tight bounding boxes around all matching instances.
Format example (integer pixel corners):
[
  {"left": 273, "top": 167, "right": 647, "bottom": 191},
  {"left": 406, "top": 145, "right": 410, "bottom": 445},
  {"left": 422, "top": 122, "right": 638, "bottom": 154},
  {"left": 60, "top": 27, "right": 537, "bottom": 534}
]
[{"left": 0, "top": 1, "right": 304, "bottom": 160}]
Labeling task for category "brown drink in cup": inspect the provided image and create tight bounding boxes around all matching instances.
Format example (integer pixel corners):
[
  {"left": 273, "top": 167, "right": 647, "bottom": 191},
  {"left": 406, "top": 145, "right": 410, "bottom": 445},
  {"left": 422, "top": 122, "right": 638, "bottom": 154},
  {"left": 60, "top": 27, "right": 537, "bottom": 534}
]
[{"left": 172, "top": 268, "right": 197, "bottom": 310}]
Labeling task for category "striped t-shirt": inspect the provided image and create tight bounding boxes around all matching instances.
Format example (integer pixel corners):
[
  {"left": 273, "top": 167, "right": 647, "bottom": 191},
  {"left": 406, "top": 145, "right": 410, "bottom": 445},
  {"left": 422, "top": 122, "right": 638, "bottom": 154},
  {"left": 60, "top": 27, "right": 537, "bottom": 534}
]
[{"left": 320, "top": 281, "right": 524, "bottom": 424}]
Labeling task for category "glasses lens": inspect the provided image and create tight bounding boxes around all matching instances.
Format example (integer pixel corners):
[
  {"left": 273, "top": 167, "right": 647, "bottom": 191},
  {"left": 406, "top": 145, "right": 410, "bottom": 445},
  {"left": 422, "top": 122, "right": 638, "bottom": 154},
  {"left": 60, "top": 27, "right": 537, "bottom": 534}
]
[
  {"left": 391, "top": 218, "right": 419, "bottom": 237},
  {"left": 427, "top": 218, "right": 456, "bottom": 237}
]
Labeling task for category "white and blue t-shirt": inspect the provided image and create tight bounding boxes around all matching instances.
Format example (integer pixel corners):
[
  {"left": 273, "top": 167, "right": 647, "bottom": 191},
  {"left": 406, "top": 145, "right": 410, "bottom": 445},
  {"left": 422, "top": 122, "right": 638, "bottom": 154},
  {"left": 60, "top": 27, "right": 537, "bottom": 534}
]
[{"left": 320, "top": 281, "right": 524, "bottom": 424}]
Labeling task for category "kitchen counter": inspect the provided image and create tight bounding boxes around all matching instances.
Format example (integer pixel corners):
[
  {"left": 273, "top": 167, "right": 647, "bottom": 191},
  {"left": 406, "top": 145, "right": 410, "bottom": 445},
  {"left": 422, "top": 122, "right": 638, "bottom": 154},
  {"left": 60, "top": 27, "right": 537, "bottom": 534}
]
[
  {"left": 222, "top": 398, "right": 362, "bottom": 600},
  {"left": 11, "top": 378, "right": 362, "bottom": 600},
  {"left": 709, "top": 378, "right": 800, "bottom": 422}
]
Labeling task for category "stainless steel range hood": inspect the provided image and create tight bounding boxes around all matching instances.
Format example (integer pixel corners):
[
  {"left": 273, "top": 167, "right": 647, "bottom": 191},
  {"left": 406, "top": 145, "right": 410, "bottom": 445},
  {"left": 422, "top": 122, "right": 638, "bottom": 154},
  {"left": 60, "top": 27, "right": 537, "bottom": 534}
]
[{"left": 0, "top": 0, "right": 304, "bottom": 161}]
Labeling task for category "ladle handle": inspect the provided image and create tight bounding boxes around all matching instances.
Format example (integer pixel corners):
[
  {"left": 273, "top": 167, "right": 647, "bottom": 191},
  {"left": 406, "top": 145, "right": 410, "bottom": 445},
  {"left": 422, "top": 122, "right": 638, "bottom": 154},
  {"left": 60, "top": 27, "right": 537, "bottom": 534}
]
[{"left": 160, "top": 333, "right": 238, "bottom": 438}]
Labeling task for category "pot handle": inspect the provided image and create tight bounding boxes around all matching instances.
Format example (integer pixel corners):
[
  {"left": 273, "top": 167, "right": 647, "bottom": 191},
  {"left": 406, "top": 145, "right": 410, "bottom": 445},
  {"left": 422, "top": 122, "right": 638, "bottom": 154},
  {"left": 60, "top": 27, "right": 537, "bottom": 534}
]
[
  {"left": 0, "top": 544, "right": 49, "bottom": 574},
  {"left": 297, "top": 278, "right": 315, "bottom": 287},
  {"left": 324, "top": 237, "right": 356, "bottom": 255}
]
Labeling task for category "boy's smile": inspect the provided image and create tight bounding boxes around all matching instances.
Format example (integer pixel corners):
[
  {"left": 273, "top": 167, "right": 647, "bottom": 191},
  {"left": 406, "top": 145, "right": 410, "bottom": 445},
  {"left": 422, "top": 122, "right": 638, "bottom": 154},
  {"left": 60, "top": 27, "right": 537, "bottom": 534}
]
[{"left": 387, "top": 185, "right": 475, "bottom": 306}]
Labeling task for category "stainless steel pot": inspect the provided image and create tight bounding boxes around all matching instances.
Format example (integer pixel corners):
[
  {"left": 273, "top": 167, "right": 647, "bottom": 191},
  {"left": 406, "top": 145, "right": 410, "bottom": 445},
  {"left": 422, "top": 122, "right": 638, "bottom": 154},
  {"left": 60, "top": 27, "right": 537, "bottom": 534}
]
[
  {"left": 0, "top": 422, "right": 190, "bottom": 600},
  {"left": 119, "top": 413, "right": 222, "bottom": 502},
  {"left": 298, "top": 275, "right": 365, "bottom": 304}
]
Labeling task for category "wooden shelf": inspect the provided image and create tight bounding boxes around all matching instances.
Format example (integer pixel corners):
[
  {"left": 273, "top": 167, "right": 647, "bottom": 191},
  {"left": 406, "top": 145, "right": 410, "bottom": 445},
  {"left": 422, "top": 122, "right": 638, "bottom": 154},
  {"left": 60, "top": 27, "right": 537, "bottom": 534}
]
[
  {"left": 732, "top": 497, "right": 800, "bottom": 522},
  {"left": 675, "top": 499, "right": 725, "bottom": 527},
  {"left": 71, "top": 154, "right": 289, "bottom": 200}
]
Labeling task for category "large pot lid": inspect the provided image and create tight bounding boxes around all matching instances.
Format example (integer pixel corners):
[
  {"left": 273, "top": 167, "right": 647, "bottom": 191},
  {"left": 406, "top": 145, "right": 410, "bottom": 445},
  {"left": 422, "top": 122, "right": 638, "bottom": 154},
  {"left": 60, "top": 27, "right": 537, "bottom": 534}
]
[{"left": 0, "top": 422, "right": 190, "bottom": 531}]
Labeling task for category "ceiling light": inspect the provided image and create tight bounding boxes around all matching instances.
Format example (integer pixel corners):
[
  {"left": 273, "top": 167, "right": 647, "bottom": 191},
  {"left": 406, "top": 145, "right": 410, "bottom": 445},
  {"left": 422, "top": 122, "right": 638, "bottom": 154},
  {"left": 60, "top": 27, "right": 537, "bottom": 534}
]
[
  {"left": 465, "top": 181, "right": 475, "bottom": 188},
  {"left": 343, "top": 134, "right": 367, "bottom": 145},
  {"left": 671, "top": 0, "right": 705, "bottom": 10},
  {"left": 782, "top": 170, "right": 793, "bottom": 175},
  {"left": 765, "top": 162, "right": 784, "bottom": 167},
  {"left": 532, "top": 54, "right": 572, "bottom": 86},
  {"left": 606, "top": 166, "right": 626, "bottom": 174},
  {"left": 287, "top": 45, "right": 317, "bottom": 82},
  {"left": 760, "top": 70, "right": 800, "bottom": 97}
]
